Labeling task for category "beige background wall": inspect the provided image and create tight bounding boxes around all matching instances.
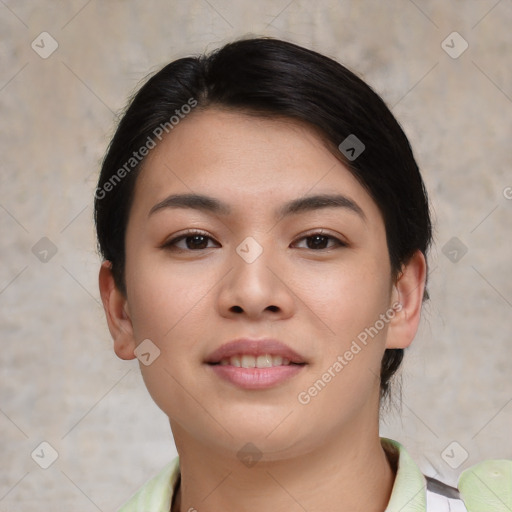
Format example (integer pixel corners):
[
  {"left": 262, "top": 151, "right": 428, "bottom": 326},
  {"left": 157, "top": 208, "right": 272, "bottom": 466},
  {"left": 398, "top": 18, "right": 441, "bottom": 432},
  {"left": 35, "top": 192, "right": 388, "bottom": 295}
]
[{"left": 1, "top": 1, "right": 511, "bottom": 510}]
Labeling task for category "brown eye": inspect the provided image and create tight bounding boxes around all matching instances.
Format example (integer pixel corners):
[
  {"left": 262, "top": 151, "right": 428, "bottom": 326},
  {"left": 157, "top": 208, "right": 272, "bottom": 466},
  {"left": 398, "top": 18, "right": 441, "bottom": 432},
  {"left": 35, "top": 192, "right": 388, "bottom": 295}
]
[
  {"left": 306, "top": 234, "right": 330, "bottom": 249},
  {"left": 182, "top": 234, "right": 210, "bottom": 250},
  {"left": 292, "top": 232, "right": 346, "bottom": 250},
  {"left": 162, "top": 231, "right": 220, "bottom": 251}
]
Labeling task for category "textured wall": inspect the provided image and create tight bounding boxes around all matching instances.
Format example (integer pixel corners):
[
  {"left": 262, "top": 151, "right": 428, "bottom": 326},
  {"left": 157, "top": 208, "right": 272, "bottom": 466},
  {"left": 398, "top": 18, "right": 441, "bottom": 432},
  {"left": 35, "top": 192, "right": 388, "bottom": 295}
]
[{"left": 1, "top": 1, "right": 511, "bottom": 510}]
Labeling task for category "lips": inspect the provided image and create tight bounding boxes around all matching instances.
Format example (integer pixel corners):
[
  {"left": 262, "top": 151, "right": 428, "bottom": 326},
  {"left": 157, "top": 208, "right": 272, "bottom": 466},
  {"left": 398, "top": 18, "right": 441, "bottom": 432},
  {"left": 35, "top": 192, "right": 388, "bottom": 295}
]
[{"left": 205, "top": 338, "right": 307, "bottom": 390}]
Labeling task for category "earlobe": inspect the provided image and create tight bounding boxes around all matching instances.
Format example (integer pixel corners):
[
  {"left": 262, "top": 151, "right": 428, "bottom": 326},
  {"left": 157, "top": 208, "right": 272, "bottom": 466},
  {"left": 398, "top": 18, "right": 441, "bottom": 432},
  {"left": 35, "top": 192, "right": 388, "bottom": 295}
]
[
  {"left": 385, "top": 250, "right": 427, "bottom": 349},
  {"left": 98, "top": 261, "right": 137, "bottom": 360}
]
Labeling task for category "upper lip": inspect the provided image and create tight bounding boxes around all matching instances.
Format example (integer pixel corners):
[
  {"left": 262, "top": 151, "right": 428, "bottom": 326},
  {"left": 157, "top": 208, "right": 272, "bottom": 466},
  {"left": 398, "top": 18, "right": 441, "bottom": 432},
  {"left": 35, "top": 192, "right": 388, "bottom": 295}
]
[{"left": 205, "top": 338, "right": 307, "bottom": 364}]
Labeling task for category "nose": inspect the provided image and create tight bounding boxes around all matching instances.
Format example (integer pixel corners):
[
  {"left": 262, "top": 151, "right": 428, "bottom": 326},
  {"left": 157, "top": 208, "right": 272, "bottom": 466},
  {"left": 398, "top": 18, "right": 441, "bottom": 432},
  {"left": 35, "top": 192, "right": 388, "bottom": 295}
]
[{"left": 216, "top": 239, "right": 295, "bottom": 321}]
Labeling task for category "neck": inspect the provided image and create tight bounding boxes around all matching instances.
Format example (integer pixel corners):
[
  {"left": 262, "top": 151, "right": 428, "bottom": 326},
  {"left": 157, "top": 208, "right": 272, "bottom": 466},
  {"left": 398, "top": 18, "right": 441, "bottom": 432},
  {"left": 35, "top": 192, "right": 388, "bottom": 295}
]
[{"left": 170, "top": 422, "right": 396, "bottom": 512}]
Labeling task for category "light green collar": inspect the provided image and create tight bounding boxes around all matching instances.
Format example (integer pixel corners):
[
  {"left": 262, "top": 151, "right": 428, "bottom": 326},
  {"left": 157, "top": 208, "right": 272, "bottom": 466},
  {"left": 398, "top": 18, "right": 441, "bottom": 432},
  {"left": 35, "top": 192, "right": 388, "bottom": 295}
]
[
  {"left": 117, "top": 456, "right": 179, "bottom": 512},
  {"left": 382, "top": 438, "right": 427, "bottom": 512}
]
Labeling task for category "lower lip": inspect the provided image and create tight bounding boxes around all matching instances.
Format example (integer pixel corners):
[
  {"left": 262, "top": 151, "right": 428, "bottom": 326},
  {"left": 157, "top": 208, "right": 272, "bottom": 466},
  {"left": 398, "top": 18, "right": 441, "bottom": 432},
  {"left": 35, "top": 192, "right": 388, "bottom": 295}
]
[{"left": 207, "top": 364, "right": 305, "bottom": 389}]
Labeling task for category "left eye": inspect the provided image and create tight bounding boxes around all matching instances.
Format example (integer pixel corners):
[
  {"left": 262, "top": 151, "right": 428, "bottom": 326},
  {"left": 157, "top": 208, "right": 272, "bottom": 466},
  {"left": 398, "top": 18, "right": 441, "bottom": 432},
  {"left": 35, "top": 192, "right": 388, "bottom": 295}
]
[{"left": 292, "top": 233, "right": 345, "bottom": 250}]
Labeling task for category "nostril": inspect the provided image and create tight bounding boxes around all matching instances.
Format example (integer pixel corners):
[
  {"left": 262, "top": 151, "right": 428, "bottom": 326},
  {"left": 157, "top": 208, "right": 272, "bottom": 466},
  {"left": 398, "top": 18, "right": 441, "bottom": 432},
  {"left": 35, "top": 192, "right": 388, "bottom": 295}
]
[{"left": 228, "top": 305, "right": 279, "bottom": 313}]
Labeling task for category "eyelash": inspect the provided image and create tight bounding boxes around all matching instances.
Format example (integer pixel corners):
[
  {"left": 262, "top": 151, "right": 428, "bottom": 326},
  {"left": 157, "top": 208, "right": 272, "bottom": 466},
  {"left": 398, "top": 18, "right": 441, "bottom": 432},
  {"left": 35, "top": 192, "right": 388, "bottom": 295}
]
[{"left": 161, "top": 229, "right": 347, "bottom": 252}]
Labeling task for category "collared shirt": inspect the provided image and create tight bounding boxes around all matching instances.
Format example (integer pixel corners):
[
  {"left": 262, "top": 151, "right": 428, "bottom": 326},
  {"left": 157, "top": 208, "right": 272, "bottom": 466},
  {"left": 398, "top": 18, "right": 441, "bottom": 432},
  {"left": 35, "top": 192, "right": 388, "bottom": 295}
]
[{"left": 117, "top": 438, "right": 468, "bottom": 512}]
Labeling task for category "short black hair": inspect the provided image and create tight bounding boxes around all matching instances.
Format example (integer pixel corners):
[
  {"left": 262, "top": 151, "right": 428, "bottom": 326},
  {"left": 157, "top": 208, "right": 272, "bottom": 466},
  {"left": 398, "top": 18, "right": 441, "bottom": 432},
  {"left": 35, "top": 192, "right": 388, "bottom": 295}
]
[{"left": 94, "top": 36, "right": 432, "bottom": 400}]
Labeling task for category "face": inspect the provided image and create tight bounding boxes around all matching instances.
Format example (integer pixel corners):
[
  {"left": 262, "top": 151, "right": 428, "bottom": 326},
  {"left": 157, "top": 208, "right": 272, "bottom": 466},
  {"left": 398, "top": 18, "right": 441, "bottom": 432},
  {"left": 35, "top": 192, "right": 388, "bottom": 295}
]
[{"left": 117, "top": 109, "right": 404, "bottom": 460}]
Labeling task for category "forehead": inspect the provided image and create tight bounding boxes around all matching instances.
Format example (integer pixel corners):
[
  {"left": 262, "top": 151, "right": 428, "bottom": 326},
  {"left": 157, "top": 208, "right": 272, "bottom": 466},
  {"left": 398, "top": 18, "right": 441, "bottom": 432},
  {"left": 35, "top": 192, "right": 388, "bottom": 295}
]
[{"left": 131, "top": 108, "right": 382, "bottom": 223}]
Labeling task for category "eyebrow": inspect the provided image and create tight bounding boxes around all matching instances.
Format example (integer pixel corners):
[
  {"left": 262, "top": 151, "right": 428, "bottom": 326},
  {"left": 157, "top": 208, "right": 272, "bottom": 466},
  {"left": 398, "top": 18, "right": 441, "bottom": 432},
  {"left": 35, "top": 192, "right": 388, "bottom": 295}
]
[
  {"left": 277, "top": 193, "right": 365, "bottom": 220},
  {"left": 148, "top": 192, "right": 366, "bottom": 221},
  {"left": 149, "top": 193, "right": 231, "bottom": 216}
]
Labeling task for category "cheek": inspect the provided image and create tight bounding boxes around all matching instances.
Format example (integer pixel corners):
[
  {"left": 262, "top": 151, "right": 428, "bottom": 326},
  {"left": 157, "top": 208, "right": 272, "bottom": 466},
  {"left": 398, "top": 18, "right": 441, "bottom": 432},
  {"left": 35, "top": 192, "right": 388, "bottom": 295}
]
[
  {"left": 295, "top": 269, "right": 392, "bottom": 428},
  {"left": 125, "top": 253, "right": 216, "bottom": 342},
  {"left": 301, "top": 256, "right": 392, "bottom": 342},
  {"left": 297, "top": 255, "right": 393, "bottom": 398},
  {"left": 124, "top": 258, "right": 220, "bottom": 422}
]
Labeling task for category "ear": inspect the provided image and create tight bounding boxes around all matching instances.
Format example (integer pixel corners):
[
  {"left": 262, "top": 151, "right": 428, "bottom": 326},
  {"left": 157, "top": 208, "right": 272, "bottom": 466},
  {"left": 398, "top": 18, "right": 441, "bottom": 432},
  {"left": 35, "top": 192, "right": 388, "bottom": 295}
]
[
  {"left": 385, "top": 250, "right": 427, "bottom": 349},
  {"left": 98, "top": 261, "right": 137, "bottom": 360}
]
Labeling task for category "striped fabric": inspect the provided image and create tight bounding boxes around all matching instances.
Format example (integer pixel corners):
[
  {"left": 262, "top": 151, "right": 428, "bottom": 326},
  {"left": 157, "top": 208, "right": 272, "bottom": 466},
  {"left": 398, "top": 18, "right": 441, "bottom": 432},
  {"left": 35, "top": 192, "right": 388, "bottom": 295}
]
[
  {"left": 425, "top": 476, "right": 468, "bottom": 511},
  {"left": 426, "top": 490, "right": 468, "bottom": 511}
]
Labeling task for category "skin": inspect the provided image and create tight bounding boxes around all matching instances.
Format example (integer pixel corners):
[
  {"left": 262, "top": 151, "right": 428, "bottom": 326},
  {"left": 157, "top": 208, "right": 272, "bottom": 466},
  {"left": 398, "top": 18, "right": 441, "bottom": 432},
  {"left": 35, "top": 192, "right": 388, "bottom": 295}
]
[{"left": 99, "top": 109, "right": 426, "bottom": 512}]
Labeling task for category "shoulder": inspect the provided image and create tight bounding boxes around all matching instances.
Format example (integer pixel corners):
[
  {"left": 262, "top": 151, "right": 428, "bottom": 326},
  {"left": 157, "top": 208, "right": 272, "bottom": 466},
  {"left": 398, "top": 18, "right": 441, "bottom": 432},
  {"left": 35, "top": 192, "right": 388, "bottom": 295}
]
[
  {"left": 117, "top": 456, "right": 180, "bottom": 512},
  {"left": 458, "top": 459, "right": 512, "bottom": 511},
  {"left": 425, "top": 459, "right": 512, "bottom": 511},
  {"left": 382, "top": 438, "right": 512, "bottom": 511}
]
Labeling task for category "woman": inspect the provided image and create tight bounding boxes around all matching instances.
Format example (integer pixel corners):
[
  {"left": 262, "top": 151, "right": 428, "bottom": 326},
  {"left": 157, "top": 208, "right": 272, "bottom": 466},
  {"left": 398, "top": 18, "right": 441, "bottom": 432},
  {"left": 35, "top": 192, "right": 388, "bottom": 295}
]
[{"left": 94, "top": 37, "right": 510, "bottom": 512}]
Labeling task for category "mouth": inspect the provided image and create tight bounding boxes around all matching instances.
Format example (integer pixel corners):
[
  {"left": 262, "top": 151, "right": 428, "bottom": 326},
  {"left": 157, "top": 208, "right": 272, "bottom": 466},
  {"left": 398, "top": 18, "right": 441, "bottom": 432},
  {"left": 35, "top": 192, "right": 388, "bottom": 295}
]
[
  {"left": 205, "top": 339, "right": 307, "bottom": 389},
  {"left": 210, "top": 354, "right": 304, "bottom": 368}
]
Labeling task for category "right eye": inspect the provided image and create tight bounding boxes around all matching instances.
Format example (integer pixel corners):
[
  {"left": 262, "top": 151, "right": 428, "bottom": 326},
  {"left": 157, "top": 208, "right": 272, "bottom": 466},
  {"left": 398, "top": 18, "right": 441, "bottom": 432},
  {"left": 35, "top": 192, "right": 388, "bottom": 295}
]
[{"left": 161, "top": 230, "right": 221, "bottom": 251}]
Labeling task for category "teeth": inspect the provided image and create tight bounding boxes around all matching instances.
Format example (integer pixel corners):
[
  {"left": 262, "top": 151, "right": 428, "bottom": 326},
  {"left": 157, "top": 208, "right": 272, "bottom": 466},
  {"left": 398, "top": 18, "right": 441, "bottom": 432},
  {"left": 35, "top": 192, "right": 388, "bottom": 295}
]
[
  {"left": 218, "top": 354, "right": 293, "bottom": 367},
  {"left": 273, "top": 355, "right": 283, "bottom": 366},
  {"left": 241, "top": 355, "right": 256, "bottom": 368},
  {"left": 256, "top": 354, "right": 272, "bottom": 368}
]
